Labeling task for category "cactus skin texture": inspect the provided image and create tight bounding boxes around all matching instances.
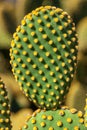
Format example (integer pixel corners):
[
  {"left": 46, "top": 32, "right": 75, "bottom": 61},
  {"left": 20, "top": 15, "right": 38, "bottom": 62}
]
[
  {"left": 19, "top": 108, "right": 86, "bottom": 130},
  {"left": 10, "top": 6, "right": 78, "bottom": 110},
  {"left": 0, "top": 77, "right": 12, "bottom": 130}
]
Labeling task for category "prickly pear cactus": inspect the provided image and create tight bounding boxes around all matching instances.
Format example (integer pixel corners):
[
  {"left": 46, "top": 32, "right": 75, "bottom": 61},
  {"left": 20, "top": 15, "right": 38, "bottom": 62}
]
[
  {"left": 10, "top": 6, "right": 78, "bottom": 109},
  {"left": 0, "top": 77, "right": 12, "bottom": 129},
  {"left": 19, "top": 108, "right": 86, "bottom": 130}
]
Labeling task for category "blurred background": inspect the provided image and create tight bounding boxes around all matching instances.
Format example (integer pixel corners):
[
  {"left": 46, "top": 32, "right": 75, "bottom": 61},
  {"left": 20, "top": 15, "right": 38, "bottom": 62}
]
[{"left": 0, "top": 0, "right": 87, "bottom": 129}]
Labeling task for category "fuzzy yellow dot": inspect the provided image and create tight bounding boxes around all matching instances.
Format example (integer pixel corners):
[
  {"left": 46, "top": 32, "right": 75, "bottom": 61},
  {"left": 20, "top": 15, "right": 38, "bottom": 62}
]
[
  {"left": 28, "top": 44, "right": 32, "bottom": 49},
  {"left": 13, "top": 49, "right": 18, "bottom": 54},
  {"left": 38, "top": 70, "right": 43, "bottom": 74},
  {"left": 42, "top": 77, "right": 46, "bottom": 81},
  {"left": 40, "top": 95, "right": 45, "bottom": 99},
  {"left": 57, "top": 121, "right": 63, "bottom": 127},
  {"left": 48, "top": 98, "right": 52, "bottom": 102},
  {"left": 51, "top": 29, "right": 56, "bottom": 34},
  {"left": 63, "top": 128, "right": 68, "bottom": 130},
  {"left": 44, "top": 15, "right": 48, "bottom": 19},
  {"left": 17, "top": 44, "right": 22, "bottom": 49},
  {"left": 79, "top": 118, "right": 84, "bottom": 124},
  {"left": 57, "top": 37, "right": 61, "bottom": 42},
  {"left": 62, "top": 44, "right": 66, "bottom": 49},
  {"left": 31, "top": 32, "right": 35, "bottom": 36},
  {"left": 42, "top": 115, "right": 47, "bottom": 120},
  {"left": 49, "top": 127, "right": 54, "bottom": 130},
  {"left": 74, "top": 126, "right": 80, "bottom": 130},
  {"left": 20, "top": 29, "right": 25, "bottom": 34},
  {"left": 67, "top": 118, "right": 72, "bottom": 123},
  {"left": 50, "top": 92, "right": 54, "bottom": 96},
  {"left": 37, "top": 19, "right": 42, "bottom": 24},
  {"left": 54, "top": 18, "right": 58, "bottom": 22},
  {"left": 21, "top": 19, "right": 26, "bottom": 25},
  {"left": 39, "top": 27, "right": 43, "bottom": 32},
  {"left": 55, "top": 66, "right": 59, "bottom": 71},
  {"left": 33, "top": 126, "right": 38, "bottom": 130},
  {"left": 58, "top": 26, "right": 63, "bottom": 30},
  {"left": 43, "top": 89, "right": 47, "bottom": 93},
  {"left": 11, "top": 40, "right": 15, "bottom": 47},
  {"left": 59, "top": 110, "right": 65, "bottom": 116},
  {"left": 78, "top": 111, "right": 83, "bottom": 118},
  {"left": 22, "top": 63, "right": 26, "bottom": 68},
  {"left": 46, "top": 84, "right": 51, "bottom": 88},
  {"left": 34, "top": 39, "right": 38, "bottom": 44},
  {"left": 54, "top": 85, "right": 59, "bottom": 90},
  {"left": 53, "top": 47, "right": 57, "bottom": 52},
  {"left": 32, "top": 64, "right": 37, "bottom": 69},
  {"left": 48, "top": 40, "right": 53, "bottom": 45},
  {"left": 22, "top": 51, "right": 27, "bottom": 55},
  {"left": 39, "top": 45, "right": 44, "bottom": 50},
  {"left": 23, "top": 37, "right": 28, "bottom": 42},
  {"left": 33, "top": 51, "right": 38, "bottom": 56},
  {"left": 31, "top": 76, "right": 35, "bottom": 81},
  {"left": 40, "top": 122, "right": 46, "bottom": 127},
  {"left": 44, "top": 64, "right": 49, "bottom": 69},
  {"left": 31, "top": 119, "right": 36, "bottom": 124},
  {"left": 42, "top": 34, "right": 47, "bottom": 39},
  {"left": 28, "top": 23, "right": 33, "bottom": 28},
  {"left": 27, "top": 58, "right": 31, "bottom": 63},
  {"left": 57, "top": 55, "right": 61, "bottom": 60},
  {"left": 50, "top": 59, "right": 55, "bottom": 64},
  {"left": 46, "top": 23, "right": 51, "bottom": 28}
]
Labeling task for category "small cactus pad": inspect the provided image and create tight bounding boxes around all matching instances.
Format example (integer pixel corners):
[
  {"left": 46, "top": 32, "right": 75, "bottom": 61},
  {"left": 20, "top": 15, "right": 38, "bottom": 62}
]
[
  {"left": 10, "top": 6, "right": 78, "bottom": 109},
  {"left": 0, "top": 77, "right": 12, "bottom": 130},
  {"left": 19, "top": 107, "right": 86, "bottom": 130}
]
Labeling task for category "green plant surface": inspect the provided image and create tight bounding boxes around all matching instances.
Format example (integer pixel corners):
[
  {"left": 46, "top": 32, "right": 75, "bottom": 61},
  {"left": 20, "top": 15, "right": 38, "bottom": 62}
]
[
  {"left": 19, "top": 108, "right": 86, "bottom": 130},
  {"left": 10, "top": 6, "right": 78, "bottom": 110},
  {"left": 0, "top": 77, "right": 12, "bottom": 130}
]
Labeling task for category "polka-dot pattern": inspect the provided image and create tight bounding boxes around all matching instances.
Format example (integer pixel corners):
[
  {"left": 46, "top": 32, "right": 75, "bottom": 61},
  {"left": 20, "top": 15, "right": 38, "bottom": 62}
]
[
  {"left": 10, "top": 6, "right": 78, "bottom": 109},
  {"left": 84, "top": 98, "right": 87, "bottom": 127},
  {"left": 0, "top": 77, "right": 12, "bottom": 129},
  {"left": 19, "top": 108, "right": 86, "bottom": 130}
]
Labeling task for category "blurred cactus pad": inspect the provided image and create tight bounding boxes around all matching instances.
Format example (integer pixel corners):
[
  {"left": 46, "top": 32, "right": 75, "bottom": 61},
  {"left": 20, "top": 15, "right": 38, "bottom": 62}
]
[
  {"left": 77, "top": 17, "right": 87, "bottom": 51},
  {"left": 10, "top": 6, "right": 78, "bottom": 110},
  {"left": 20, "top": 108, "right": 87, "bottom": 130},
  {"left": 0, "top": 77, "right": 12, "bottom": 129}
]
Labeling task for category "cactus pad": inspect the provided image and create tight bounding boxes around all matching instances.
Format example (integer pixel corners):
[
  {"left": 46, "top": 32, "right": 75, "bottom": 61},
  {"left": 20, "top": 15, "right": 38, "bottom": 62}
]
[
  {"left": 19, "top": 107, "right": 86, "bottom": 130},
  {"left": 0, "top": 77, "right": 12, "bottom": 130},
  {"left": 10, "top": 6, "right": 78, "bottom": 109}
]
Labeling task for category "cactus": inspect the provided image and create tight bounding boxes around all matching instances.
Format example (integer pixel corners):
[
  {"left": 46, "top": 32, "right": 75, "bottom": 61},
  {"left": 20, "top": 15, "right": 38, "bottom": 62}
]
[
  {"left": 10, "top": 6, "right": 78, "bottom": 110},
  {"left": 19, "top": 107, "right": 87, "bottom": 130},
  {"left": 0, "top": 77, "right": 12, "bottom": 129}
]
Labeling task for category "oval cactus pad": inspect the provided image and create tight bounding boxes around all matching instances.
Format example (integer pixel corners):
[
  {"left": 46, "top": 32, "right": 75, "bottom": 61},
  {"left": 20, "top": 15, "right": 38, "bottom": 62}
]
[
  {"left": 19, "top": 108, "right": 86, "bottom": 130},
  {"left": 10, "top": 6, "right": 78, "bottom": 109}
]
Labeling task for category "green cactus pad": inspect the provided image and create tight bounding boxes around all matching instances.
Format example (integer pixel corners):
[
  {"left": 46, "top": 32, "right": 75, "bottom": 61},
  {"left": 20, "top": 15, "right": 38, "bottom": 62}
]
[
  {"left": 19, "top": 107, "right": 86, "bottom": 130},
  {"left": 10, "top": 6, "right": 78, "bottom": 109},
  {"left": 0, "top": 77, "right": 12, "bottom": 130}
]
